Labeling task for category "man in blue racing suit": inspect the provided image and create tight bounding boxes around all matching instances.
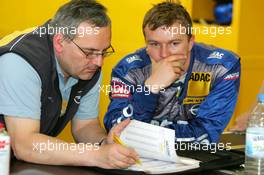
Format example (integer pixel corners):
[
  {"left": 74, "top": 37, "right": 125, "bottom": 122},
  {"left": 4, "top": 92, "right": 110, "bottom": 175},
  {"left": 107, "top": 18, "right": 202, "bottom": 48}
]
[{"left": 104, "top": 1, "right": 241, "bottom": 144}]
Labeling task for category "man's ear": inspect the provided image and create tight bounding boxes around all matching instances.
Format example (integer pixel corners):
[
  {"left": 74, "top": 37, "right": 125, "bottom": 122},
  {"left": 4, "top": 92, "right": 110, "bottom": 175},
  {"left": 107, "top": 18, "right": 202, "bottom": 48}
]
[
  {"left": 188, "top": 35, "right": 195, "bottom": 52},
  {"left": 53, "top": 33, "right": 65, "bottom": 54}
]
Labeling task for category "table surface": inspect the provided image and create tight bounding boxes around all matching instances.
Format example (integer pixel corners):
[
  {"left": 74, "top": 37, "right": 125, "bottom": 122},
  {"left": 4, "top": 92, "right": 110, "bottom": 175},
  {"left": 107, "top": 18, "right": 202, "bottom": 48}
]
[
  {"left": 10, "top": 159, "right": 244, "bottom": 175},
  {"left": 10, "top": 160, "right": 105, "bottom": 175},
  {"left": 10, "top": 132, "right": 246, "bottom": 175}
]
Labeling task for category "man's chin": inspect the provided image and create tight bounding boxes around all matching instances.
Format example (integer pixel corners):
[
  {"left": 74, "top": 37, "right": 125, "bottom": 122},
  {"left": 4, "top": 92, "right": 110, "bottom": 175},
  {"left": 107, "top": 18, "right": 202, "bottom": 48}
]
[{"left": 79, "top": 73, "right": 94, "bottom": 80}]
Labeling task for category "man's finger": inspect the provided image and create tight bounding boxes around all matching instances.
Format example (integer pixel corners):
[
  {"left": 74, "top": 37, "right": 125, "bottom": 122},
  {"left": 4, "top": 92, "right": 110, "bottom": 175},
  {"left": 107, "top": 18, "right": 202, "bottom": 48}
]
[
  {"left": 171, "top": 61, "right": 184, "bottom": 68},
  {"left": 167, "top": 54, "right": 187, "bottom": 61},
  {"left": 112, "top": 160, "right": 131, "bottom": 169},
  {"left": 112, "top": 118, "right": 131, "bottom": 136},
  {"left": 117, "top": 146, "right": 139, "bottom": 161},
  {"left": 171, "top": 65, "right": 184, "bottom": 73},
  {"left": 111, "top": 147, "right": 137, "bottom": 168},
  {"left": 114, "top": 153, "right": 136, "bottom": 165}
]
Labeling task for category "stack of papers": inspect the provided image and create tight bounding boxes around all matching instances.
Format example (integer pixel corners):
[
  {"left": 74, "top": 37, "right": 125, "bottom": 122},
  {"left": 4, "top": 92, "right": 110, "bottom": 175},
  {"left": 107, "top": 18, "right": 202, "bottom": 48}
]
[{"left": 120, "top": 120, "right": 200, "bottom": 174}]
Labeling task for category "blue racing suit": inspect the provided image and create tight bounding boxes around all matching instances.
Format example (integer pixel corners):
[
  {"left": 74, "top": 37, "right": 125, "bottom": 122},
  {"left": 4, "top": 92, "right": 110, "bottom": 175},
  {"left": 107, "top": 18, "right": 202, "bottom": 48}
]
[{"left": 104, "top": 43, "right": 241, "bottom": 143}]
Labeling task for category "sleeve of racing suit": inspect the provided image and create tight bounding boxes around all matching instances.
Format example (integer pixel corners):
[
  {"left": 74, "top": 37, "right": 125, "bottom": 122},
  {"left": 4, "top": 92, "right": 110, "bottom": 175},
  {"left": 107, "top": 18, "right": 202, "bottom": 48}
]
[
  {"left": 103, "top": 70, "right": 160, "bottom": 132},
  {"left": 168, "top": 60, "right": 241, "bottom": 143}
]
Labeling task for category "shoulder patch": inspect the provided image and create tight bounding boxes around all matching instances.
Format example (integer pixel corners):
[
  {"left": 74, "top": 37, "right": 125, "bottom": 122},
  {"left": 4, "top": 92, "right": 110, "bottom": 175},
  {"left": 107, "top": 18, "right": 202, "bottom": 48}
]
[
  {"left": 113, "top": 48, "right": 150, "bottom": 78},
  {"left": 195, "top": 44, "right": 240, "bottom": 70}
]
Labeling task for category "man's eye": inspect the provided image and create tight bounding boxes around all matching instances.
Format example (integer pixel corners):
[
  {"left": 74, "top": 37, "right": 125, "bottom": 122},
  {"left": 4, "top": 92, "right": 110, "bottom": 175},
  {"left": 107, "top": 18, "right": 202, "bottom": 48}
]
[
  {"left": 149, "top": 43, "right": 159, "bottom": 47},
  {"left": 84, "top": 51, "right": 94, "bottom": 55},
  {"left": 172, "top": 42, "right": 180, "bottom": 46}
]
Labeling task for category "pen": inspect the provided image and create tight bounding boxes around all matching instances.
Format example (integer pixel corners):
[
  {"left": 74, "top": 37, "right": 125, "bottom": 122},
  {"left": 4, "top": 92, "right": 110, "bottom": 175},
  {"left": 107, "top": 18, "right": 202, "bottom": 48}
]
[{"left": 113, "top": 133, "right": 142, "bottom": 165}]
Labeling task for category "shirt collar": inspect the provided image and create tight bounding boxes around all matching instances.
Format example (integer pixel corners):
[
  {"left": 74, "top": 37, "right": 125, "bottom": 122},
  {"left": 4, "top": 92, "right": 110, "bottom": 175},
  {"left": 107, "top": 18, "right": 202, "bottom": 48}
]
[{"left": 54, "top": 56, "right": 78, "bottom": 87}]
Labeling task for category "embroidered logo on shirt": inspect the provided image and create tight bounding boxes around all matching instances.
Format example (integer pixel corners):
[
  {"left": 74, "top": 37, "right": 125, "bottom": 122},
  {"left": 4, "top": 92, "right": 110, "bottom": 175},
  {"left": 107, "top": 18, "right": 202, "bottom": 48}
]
[
  {"left": 208, "top": 51, "right": 224, "bottom": 59},
  {"left": 224, "top": 72, "right": 240, "bottom": 80},
  {"left": 187, "top": 72, "right": 212, "bottom": 97},
  {"left": 74, "top": 96, "right": 81, "bottom": 104},
  {"left": 111, "top": 81, "right": 131, "bottom": 98},
  {"left": 126, "top": 55, "right": 142, "bottom": 63},
  {"left": 189, "top": 104, "right": 200, "bottom": 115},
  {"left": 183, "top": 97, "right": 205, "bottom": 104},
  {"left": 47, "top": 97, "right": 53, "bottom": 102}
]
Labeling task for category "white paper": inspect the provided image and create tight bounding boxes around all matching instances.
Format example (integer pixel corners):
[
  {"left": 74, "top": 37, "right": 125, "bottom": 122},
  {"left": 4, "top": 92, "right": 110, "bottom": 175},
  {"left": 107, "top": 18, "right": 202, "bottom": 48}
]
[
  {"left": 120, "top": 120, "right": 178, "bottom": 162},
  {"left": 120, "top": 120, "right": 200, "bottom": 174},
  {"left": 128, "top": 157, "right": 200, "bottom": 174}
]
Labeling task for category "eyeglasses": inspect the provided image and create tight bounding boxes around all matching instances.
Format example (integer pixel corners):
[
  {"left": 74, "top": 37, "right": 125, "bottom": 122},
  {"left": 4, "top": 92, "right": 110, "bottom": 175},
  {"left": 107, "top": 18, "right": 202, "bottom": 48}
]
[{"left": 70, "top": 39, "right": 115, "bottom": 59}]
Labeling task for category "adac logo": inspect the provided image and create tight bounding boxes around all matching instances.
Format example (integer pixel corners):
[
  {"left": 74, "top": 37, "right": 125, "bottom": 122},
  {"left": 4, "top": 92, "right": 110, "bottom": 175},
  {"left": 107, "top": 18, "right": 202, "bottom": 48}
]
[
  {"left": 187, "top": 72, "right": 212, "bottom": 97},
  {"left": 208, "top": 51, "right": 224, "bottom": 59},
  {"left": 190, "top": 72, "right": 211, "bottom": 82}
]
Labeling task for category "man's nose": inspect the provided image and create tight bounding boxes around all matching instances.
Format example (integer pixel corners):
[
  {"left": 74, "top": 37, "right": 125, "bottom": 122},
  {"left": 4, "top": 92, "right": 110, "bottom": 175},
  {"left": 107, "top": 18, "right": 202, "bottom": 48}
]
[
  {"left": 92, "top": 55, "right": 103, "bottom": 67},
  {"left": 160, "top": 45, "right": 170, "bottom": 58}
]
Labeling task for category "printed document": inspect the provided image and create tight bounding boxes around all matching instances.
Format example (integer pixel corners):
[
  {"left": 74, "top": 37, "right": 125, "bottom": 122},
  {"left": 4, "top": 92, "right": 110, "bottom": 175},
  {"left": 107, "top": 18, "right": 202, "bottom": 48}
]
[{"left": 120, "top": 120, "right": 200, "bottom": 174}]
